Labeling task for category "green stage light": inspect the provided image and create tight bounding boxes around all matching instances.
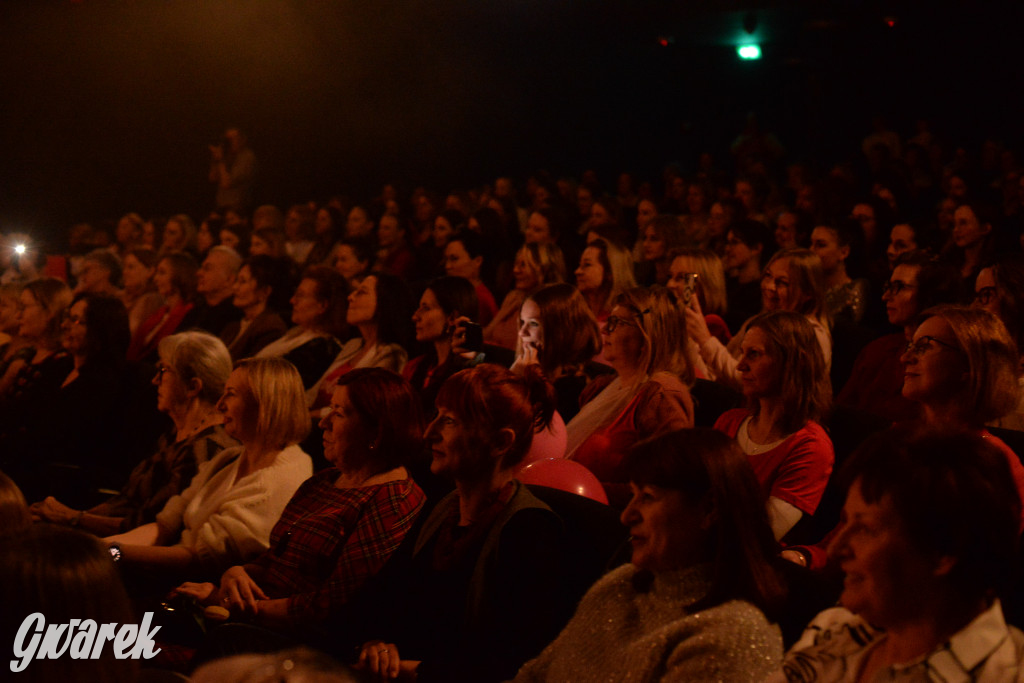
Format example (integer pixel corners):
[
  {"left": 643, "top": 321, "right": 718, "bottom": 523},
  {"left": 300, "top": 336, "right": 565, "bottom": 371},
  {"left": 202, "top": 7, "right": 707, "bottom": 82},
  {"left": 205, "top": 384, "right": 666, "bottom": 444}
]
[{"left": 737, "top": 44, "right": 761, "bottom": 60}]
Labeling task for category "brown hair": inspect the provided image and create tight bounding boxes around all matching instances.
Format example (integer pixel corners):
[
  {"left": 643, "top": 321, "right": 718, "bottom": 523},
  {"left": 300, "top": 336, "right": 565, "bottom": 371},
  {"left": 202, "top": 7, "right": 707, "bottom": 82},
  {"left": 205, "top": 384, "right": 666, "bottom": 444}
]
[
  {"left": 916, "top": 305, "right": 1020, "bottom": 425},
  {"left": 747, "top": 310, "right": 831, "bottom": 432},
  {"left": 524, "top": 283, "right": 601, "bottom": 379},
  {"left": 613, "top": 286, "right": 694, "bottom": 386},
  {"left": 235, "top": 357, "right": 311, "bottom": 448},
  {"left": 625, "top": 429, "right": 786, "bottom": 616},
  {"left": 0, "top": 525, "right": 136, "bottom": 683},
  {"left": 436, "top": 364, "right": 556, "bottom": 471},
  {"left": 335, "top": 368, "right": 425, "bottom": 473}
]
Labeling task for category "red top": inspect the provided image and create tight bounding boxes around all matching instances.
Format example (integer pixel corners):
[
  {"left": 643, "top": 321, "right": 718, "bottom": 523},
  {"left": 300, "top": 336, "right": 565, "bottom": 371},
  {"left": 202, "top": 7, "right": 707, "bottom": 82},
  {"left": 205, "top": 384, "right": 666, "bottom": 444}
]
[
  {"left": 714, "top": 408, "right": 834, "bottom": 516},
  {"left": 127, "top": 301, "right": 195, "bottom": 363},
  {"left": 249, "top": 469, "right": 426, "bottom": 623},
  {"left": 572, "top": 373, "right": 694, "bottom": 506},
  {"left": 836, "top": 333, "right": 919, "bottom": 422}
]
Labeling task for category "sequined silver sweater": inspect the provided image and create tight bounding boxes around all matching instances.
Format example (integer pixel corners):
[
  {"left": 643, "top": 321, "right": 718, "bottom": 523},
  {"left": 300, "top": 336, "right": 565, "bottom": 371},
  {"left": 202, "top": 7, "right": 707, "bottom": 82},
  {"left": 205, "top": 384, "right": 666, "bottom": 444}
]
[{"left": 512, "top": 563, "right": 782, "bottom": 682}]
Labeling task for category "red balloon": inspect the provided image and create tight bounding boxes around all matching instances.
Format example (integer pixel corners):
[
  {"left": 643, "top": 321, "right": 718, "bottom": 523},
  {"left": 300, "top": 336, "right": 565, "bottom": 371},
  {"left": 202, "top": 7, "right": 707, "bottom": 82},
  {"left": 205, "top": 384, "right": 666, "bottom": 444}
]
[{"left": 516, "top": 458, "right": 609, "bottom": 505}]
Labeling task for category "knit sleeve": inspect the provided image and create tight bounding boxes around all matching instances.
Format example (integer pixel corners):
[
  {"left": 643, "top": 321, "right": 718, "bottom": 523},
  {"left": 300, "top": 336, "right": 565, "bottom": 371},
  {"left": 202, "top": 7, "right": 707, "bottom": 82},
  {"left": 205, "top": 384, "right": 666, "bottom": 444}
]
[{"left": 661, "top": 601, "right": 782, "bottom": 682}]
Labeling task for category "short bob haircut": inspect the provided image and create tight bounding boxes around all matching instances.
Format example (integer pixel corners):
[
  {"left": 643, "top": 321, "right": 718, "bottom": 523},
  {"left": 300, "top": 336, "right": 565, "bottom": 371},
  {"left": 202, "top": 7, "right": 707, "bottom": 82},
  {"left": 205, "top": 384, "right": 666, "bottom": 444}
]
[
  {"left": 158, "top": 330, "right": 233, "bottom": 405},
  {"left": 300, "top": 265, "right": 350, "bottom": 339},
  {"left": 436, "top": 364, "right": 556, "bottom": 471},
  {"left": 159, "top": 250, "right": 200, "bottom": 302},
  {"left": 72, "top": 294, "right": 130, "bottom": 367},
  {"left": 22, "top": 277, "right": 72, "bottom": 349},
  {"left": 0, "top": 525, "right": 136, "bottom": 683},
  {"left": 914, "top": 305, "right": 1020, "bottom": 425},
  {"left": 625, "top": 428, "right": 785, "bottom": 615},
  {"left": 613, "top": 286, "right": 694, "bottom": 386},
  {"left": 516, "top": 242, "right": 567, "bottom": 290},
  {"left": 764, "top": 248, "right": 827, "bottom": 322},
  {"left": 838, "top": 429, "right": 1021, "bottom": 604},
  {"left": 584, "top": 237, "right": 637, "bottom": 315},
  {"left": 668, "top": 247, "right": 728, "bottom": 317},
  {"left": 235, "top": 357, "right": 311, "bottom": 448},
  {"left": 746, "top": 310, "right": 831, "bottom": 433},
  {"left": 525, "top": 283, "right": 600, "bottom": 379},
  {"left": 335, "top": 368, "right": 425, "bottom": 473}
]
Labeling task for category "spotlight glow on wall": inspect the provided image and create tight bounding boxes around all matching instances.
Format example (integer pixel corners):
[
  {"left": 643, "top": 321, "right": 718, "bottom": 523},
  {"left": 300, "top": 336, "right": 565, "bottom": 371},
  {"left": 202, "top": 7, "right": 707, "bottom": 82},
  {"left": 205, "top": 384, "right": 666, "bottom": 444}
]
[{"left": 737, "top": 44, "right": 762, "bottom": 60}]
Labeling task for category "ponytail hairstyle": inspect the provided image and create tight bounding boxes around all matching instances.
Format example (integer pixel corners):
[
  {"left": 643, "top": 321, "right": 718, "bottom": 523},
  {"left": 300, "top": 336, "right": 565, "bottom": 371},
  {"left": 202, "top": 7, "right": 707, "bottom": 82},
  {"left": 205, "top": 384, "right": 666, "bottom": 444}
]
[{"left": 435, "top": 364, "right": 556, "bottom": 470}]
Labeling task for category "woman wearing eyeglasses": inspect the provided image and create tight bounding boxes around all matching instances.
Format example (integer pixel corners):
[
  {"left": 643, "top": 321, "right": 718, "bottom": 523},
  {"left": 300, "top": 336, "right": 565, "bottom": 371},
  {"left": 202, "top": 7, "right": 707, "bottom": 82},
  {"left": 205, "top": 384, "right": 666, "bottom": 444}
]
[
  {"left": 32, "top": 331, "right": 237, "bottom": 536},
  {"left": 686, "top": 248, "right": 831, "bottom": 391},
  {"left": 564, "top": 287, "right": 694, "bottom": 507},
  {"left": 836, "top": 251, "right": 959, "bottom": 422},
  {"left": 786, "top": 304, "right": 1024, "bottom": 572},
  {"left": 974, "top": 257, "right": 1024, "bottom": 431},
  {"left": 901, "top": 306, "right": 1023, "bottom": 477}
]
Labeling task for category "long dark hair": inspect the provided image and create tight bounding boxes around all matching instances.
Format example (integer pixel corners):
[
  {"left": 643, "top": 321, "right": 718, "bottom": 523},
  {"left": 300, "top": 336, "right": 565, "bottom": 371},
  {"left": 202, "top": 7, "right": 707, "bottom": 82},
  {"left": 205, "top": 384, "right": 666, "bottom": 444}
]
[{"left": 625, "top": 428, "right": 786, "bottom": 615}]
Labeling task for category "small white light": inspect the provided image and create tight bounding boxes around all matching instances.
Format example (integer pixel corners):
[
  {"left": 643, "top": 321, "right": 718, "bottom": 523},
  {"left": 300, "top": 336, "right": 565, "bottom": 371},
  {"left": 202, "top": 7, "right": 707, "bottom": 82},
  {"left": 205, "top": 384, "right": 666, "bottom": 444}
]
[
  {"left": 737, "top": 45, "right": 762, "bottom": 60},
  {"left": 14, "top": 244, "right": 26, "bottom": 255}
]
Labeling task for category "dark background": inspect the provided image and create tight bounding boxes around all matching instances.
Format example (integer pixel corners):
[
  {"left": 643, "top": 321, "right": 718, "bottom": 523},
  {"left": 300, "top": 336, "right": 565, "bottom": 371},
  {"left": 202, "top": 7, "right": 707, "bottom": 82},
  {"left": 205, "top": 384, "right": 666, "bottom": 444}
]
[{"left": 1, "top": 0, "right": 1022, "bottom": 243}]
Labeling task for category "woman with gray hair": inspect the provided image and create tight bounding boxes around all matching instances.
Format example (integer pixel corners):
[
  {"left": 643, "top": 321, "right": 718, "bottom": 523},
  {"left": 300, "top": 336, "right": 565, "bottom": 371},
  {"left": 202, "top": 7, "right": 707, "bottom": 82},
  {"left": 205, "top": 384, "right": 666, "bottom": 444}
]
[
  {"left": 32, "top": 331, "right": 238, "bottom": 535},
  {"left": 105, "top": 357, "right": 313, "bottom": 577}
]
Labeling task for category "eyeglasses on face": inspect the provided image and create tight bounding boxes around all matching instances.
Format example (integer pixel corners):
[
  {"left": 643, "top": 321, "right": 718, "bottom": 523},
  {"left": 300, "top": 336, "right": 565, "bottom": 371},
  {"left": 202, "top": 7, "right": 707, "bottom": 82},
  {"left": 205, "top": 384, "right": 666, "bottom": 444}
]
[
  {"left": 605, "top": 315, "right": 640, "bottom": 334},
  {"left": 883, "top": 280, "right": 917, "bottom": 296},
  {"left": 904, "top": 335, "right": 961, "bottom": 358},
  {"left": 974, "top": 286, "right": 997, "bottom": 307}
]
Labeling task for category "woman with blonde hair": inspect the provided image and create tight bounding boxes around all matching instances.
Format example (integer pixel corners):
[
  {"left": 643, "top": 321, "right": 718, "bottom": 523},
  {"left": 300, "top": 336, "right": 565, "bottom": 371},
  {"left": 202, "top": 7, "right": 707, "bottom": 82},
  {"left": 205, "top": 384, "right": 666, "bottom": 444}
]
[
  {"left": 105, "top": 357, "right": 313, "bottom": 577},
  {"left": 667, "top": 247, "right": 730, "bottom": 345},
  {"left": 566, "top": 286, "right": 694, "bottom": 505},
  {"left": 574, "top": 237, "right": 636, "bottom": 323},
  {"left": 688, "top": 247, "right": 831, "bottom": 390},
  {"left": 160, "top": 213, "right": 199, "bottom": 256},
  {"left": 484, "top": 242, "right": 566, "bottom": 349},
  {"left": 713, "top": 310, "right": 834, "bottom": 540}
]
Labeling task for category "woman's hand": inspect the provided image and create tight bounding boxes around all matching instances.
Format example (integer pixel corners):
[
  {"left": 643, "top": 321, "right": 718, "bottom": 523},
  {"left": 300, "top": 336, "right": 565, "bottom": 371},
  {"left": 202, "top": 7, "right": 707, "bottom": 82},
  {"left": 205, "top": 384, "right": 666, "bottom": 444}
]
[
  {"left": 172, "top": 581, "right": 218, "bottom": 605},
  {"left": 218, "top": 566, "right": 268, "bottom": 616},
  {"left": 355, "top": 641, "right": 419, "bottom": 681},
  {"left": 684, "top": 294, "right": 713, "bottom": 347},
  {"left": 29, "top": 496, "right": 78, "bottom": 525},
  {"left": 510, "top": 341, "right": 539, "bottom": 375},
  {"left": 449, "top": 316, "right": 478, "bottom": 358}
]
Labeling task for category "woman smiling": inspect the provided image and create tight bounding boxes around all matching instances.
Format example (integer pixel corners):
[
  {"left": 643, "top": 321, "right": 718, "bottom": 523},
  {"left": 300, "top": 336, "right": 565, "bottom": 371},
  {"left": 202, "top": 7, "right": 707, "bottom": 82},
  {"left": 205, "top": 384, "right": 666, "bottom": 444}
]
[
  {"left": 773, "top": 431, "right": 1024, "bottom": 682},
  {"left": 513, "top": 429, "right": 785, "bottom": 682},
  {"left": 106, "top": 358, "right": 312, "bottom": 578}
]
